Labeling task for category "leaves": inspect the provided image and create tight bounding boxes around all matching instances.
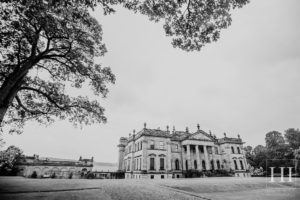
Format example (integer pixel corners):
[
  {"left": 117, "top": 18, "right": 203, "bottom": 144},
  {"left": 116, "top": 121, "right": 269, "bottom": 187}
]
[
  {"left": 0, "top": 0, "right": 249, "bottom": 134},
  {"left": 0, "top": 0, "right": 114, "bottom": 133},
  {"left": 124, "top": 0, "right": 249, "bottom": 51}
]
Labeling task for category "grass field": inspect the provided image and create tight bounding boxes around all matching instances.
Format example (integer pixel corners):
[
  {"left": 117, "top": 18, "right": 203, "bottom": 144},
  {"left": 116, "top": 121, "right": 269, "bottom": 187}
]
[{"left": 0, "top": 176, "right": 299, "bottom": 200}]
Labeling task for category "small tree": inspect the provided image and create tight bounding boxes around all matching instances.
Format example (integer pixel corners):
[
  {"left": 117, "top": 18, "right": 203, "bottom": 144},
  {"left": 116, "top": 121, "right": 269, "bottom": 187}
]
[{"left": 0, "top": 145, "right": 24, "bottom": 175}]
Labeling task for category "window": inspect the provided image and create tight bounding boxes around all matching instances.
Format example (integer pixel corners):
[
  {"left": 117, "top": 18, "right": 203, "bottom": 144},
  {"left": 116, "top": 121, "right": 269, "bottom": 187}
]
[
  {"left": 140, "top": 142, "right": 142, "bottom": 150},
  {"left": 185, "top": 160, "right": 188, "bottom": 170},
  {"left": 237, "top": 147, "right": 241, "bottom": 154},
  {"left": 211, "top": 160, "right": 214, "bottom": 170},
  {"left": 240, "top": 160, "right": 244, "bottom": 170},
  {"left": 159, "top": 142, "right": 164, "bottom": 150},
  {"left": 129, "top": 145, "right": 131, "bottom": 153},
  {"left": 139, "top": 158, "right": 142, "bottom": 170},
  {"left": 202, "top": 161, "right": 206, "bottom": 170},
  {"left": 217, "top": 160, "right": 220, "bottom": 169},
  {"left": 214, "top": 147, "right": 219, "bottom": 154},
  {"left": 150, "top": 141, "right": 155, "bottom": 150},
  {"left": 231, "top": 146, "right": 235, "bottom": 154},
  {"left": 175, "top": 159, "right": 180, "bottom": 170},
  {"left": 161, "top": 175, "right": 164, "bottom": 179},
  {"left": 207, "top": 146, "right": 212, "bottom": 154},
  {"left": 194, "top": 160, "right": 197, "bottom": 169},
  {"left": 234, "top": 160, "right": 238, "bottom": 170},
  {"left": 160, "top": 158, "right": 164, "bottom": 170},
  {"left": 150, "top": 175, "right": 154, "bottom": 179},
  {"left": 173, "top": 144, "right": 178, "bottom": 151},
  {"left": 150, "top": 158, "right": 155, "bottom": 170},
  {"left": 127, "top": 160, "right": 131, "bottom": 171}
]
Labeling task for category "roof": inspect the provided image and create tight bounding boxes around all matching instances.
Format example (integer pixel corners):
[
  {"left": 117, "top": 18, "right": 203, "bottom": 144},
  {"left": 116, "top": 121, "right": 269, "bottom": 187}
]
[
  {"left": 122, "top": 125, "right": 244, "bottom": 145},
  {"left": 218, "top": 137, "right": 243, "bottom": 144}
]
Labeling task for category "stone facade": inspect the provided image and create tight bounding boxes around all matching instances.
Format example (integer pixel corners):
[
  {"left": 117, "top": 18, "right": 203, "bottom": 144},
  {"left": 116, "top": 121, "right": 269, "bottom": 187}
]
[
  {"left": 17, "top": 155, "right": 93, "bottom": 179},
  {"left": 118, "top": 124, "right": 250, "bottom": 179}
]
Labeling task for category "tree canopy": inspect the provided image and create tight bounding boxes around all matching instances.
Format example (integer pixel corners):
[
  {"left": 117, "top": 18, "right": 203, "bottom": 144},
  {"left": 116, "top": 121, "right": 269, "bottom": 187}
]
[
  {"left": 285, "top": 128, "right": 300, "bottom": 150},
  {"left": 0, "top": 145, "right": 24, "bottom": 175},
  {"left": 0, "top": 0, "right": 249, "bottom": 134}
]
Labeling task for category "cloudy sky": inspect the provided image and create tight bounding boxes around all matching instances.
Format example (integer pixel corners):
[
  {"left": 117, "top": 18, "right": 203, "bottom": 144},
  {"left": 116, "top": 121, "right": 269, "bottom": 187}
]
[{"left": 2, "top": 0, "right": 300, "bottom": 163}]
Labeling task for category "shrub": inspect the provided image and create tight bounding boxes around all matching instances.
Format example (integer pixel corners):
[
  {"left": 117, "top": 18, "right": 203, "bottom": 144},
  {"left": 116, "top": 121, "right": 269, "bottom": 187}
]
[
  {"left": 86, "top": 173, "right": 95, "bottom": 179},
  {"left": 31, "top": 171, "right": 37, "bottom": 178},
  {"left": 51, "top": 172, "right": 56, "bottom": 178},
  {"left": 68, "top": 172, "right": 73, "bottom": 179}
]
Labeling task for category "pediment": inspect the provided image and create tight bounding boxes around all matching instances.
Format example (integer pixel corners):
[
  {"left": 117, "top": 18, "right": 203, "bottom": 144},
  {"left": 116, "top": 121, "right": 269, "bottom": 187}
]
[{"left": 188, "top": 132, "right": 212, "bottom": 141}]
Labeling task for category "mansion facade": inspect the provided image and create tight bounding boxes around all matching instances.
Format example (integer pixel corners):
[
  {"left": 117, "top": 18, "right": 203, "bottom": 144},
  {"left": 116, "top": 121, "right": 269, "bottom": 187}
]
[{"left": 118, "top": 123, "right": 249, "bottom": 179}]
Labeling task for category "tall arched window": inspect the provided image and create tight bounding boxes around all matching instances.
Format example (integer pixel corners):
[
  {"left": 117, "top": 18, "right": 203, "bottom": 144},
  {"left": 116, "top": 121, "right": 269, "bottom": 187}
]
[
  {"left": 202, "top": 160, "right": 206, "bottom": 170},
  {"left": 211, "top": 160, "right": 214, "bottom": 170},
  {"left": 240, "top": 160, "right": 244, "bottom": 170},
  {"left": 175, "top": 159, "right": 180, "bottom": 170},
  {"left": 234, "top": 160, "right": 238, "bottom": 170},
  {"left": 231, "top": 146, "right": 235, "bottom": 154},
  {"left": 160, "top": 158, "right": 164, "bottom": 170},
  {"left": 150, "top": 158, "right": 155, "bottom": 170},
  {"left": 217, "top": 160, "right": 220, "bottom": 169},
  {"left": 185, "top": 160, "right": 188, "bottom": 170},
  {"left": 237, "top": 147, "right": 241, "bottom": 154},
  {"left": 194, "top": 160, "right": 197, "bottom": 169}
]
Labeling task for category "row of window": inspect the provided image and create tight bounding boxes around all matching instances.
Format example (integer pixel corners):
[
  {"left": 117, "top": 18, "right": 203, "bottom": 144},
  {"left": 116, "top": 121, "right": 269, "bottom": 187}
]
[
  {"left": 149, "top": 141, "right": 165, "bottom": 150},
  {"left": 125, "top": 158, "right": 245, "bottom": 171},
  {"left": 233, "top": 159, "right": 244, "bottom": 170},
  {"left": 125, "top": 157, "right": 143, "bottom": 171},
  {"left": 182, "top": 146, "right": 220, "bottom": 154},
  {"left": 125, "top": 142, "right": 242, "bottom": 155},
  {"left": 125, "top": 142, "right": 143, "bottom": 154},
  {"left": 231, "top": 146, "right": 242, "bottom": 154},
  {"left": 149, "top": 157, "right": 165, "bottom": 170}
]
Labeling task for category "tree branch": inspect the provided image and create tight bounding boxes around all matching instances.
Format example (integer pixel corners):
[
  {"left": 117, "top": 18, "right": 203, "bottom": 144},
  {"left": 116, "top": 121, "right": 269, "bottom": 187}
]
[
  {"left": 20, "top": 86, "right": 65, "bottom": 110},
  {"left": 15, "top": 95, "right": 46, "bottom": 115}
]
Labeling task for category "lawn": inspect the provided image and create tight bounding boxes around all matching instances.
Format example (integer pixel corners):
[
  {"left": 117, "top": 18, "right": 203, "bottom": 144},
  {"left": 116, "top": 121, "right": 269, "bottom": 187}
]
[{"left": 0, "top": 176, "right": 299, "bottom": 200}]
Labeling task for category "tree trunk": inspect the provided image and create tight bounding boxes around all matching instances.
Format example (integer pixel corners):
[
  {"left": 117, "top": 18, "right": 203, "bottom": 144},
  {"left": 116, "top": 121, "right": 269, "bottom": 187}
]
[{"left": 0, "top": 69, "right": 29, "bottom": 125}]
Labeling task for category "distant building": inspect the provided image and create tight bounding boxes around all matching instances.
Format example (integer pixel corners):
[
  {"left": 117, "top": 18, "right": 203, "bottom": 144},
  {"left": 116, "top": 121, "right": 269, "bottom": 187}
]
[
  {"left": 118, "top": 123, "right": 250, "bottom": 179},
  {"left": 17, "top": 155, "right": 93, "bottom": 178}
]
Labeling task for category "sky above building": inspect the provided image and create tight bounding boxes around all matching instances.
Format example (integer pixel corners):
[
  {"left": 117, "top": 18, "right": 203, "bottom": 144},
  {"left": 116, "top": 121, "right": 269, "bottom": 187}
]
[{"left": 2, "top": 0, "right": 300, "bottom": 163}]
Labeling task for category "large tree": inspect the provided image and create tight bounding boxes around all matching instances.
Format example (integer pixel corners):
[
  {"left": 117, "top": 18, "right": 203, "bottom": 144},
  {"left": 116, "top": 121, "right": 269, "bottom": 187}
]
[
  {"left": 285, "top": 128, "right": 300, "bottom": 150},
  {"left": 0, "top": 0, "right": 249, "bottom": 133},
  {"left": 252, "top": 145, "right": 268, "bottom": 169}
]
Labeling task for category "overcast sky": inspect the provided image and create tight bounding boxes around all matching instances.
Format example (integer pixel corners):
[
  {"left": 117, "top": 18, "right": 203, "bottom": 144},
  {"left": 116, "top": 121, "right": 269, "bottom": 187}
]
[{"left": 2, "top": 0, "right": 300, "bottom": 163}]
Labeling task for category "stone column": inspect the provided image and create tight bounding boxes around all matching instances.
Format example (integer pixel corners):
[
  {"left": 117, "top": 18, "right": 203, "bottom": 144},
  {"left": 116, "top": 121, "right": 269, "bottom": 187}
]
[
  {"left": 212, "top": 146, "right": 216, "bottom": 170},
  {"left": 131, "top": 148, "right": 134, "bottom": 172},
  {"left": 186, "top": 145, "right": 191, "bottom": 170},
  {"left": 203, "top": 145, "right": 210, "bottom": 170},
  {"left": 195, "top": 145, "right": 201, "bottom": 171}
]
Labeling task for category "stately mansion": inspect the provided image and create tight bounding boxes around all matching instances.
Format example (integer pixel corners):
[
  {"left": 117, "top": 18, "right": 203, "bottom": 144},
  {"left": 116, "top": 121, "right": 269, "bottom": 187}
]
[{"left": 118, "top": 123, "right": 249, "bottom": 179}]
